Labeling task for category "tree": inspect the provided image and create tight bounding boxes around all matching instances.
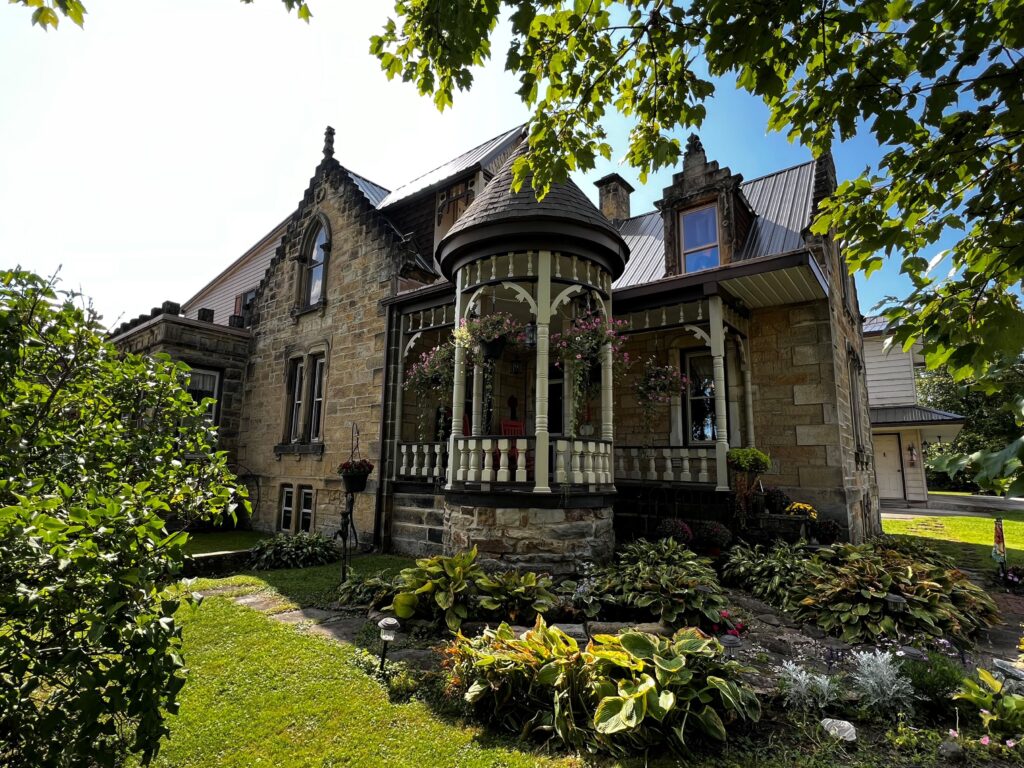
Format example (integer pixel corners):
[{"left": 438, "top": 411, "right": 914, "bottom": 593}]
[{"left": 0, "top": 270, "right": 244, "bottom": 766}]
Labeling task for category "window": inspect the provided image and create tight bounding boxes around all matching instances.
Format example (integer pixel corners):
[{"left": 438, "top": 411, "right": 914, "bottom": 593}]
[
  {"left": 679, "top": 206, "right": 719, "bottom": 273},
  {"left": 298, "top": 486, "right": 314, "bottom": 533},
  {"left": 279, "top": 485, "right": 294, "bottom": 531},
  {"left": 305, "top": 224, "right": 328, "bottom": 306},
  {"left": 309, "top": 356, "right": 325, "bottom": 441},
  {"left": 186, "top": 368, "right": 220, "bottom": 424},
  {"left": 234, "top": 287, "right": 257, "bottom": 316},
  {"left": 848, "top": 352, "right": 865, "bottom": 451},
  {"left": 288, "top": 359, "right": 305, "bottom": 442},
  {"left": 684, "top": 352, "right": 718, "bottom": 443}
]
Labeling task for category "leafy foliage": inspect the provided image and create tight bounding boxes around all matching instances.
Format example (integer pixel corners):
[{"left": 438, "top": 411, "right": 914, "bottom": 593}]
[
  {"left": 403, "top": 343, "right": 455, "bottom": 439},
  {"left": 900, "top": 651, "right": 965, "bottom": 722},
  {"left": 722, "top": 541, "right": 815, "bottom": 610},
  {"left": 656, "top": 517, "right": 693, "bottom": 545},
  {"left": 870, "top": 533, "right": 956, "bottom": 569},
  {"left": 777, "top": 661, "right": 841, "bottom": 713},
  {"left": 790, "top": 544, "right": 999, "bottom": 646},
  {"left": 389, "top": 547, "right": 486, "bottom": 632},
  {"left": 688, "top": 519, "right": 733, "bottom": 549},
  {"left": 848, "top": 650, "right": 916, "bottom": 721},
  {"left": 448, "top": 617, "right": 760, "bottom": 756},
  {"left": 955, "top": 669, "right": 1024, "bottom": 737},
  {"left": 763, "top": 487, "right": 792, "bottom": 516},
  {"left": 634, "top": 356, "right": 686, "bottom": 434},
  {"left": 0, "top": 270, "right": 242, "bottom": 767},
  {"left": 335, "top": 570, "right": 400, "bottom": 609},
  {"left": 248, "top": 532, "right": 338, "bottom": 570},
  {"left": 476, "top": 569, "right": 558, "bottom": 624}
]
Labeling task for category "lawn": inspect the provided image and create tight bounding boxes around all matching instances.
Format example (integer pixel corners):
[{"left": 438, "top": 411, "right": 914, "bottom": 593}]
[
  {"left": 183, "top": 529, "right": 270, "bottom": 555},
  {"left": 882, "top": 510, "right": 1024, "bottom": 570}
]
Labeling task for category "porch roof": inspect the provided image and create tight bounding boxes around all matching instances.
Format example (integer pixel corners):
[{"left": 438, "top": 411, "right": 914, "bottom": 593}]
[{"left": 869, "top": 404, "right": 965, "bottom": 428}]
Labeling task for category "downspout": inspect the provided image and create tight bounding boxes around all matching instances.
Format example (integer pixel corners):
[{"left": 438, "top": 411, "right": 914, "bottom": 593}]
[{"left": 373, "top": 302, "right": 397, "bottom": 550}]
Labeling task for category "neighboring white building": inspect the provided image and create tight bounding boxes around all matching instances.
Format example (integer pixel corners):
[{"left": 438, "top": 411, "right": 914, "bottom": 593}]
[{"left": 863, "top": 317, "right": 964, "bottom": 504}]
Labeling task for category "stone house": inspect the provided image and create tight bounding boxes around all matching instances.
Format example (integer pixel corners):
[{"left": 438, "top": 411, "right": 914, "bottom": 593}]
[
  {"left": 110, "top": 125, "right": 881, "bottom": 567},
  {"left": 862, "top": 317, "right": 964, "bottom": 504}
]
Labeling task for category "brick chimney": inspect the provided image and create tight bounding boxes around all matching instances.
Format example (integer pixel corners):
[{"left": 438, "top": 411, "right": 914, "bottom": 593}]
[{"left": 594, "top": 173, "right": 635, "bottom": 221}]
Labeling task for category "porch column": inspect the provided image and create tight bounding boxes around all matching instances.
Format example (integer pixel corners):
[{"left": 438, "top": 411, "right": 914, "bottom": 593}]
[
  {"left": 446, "top": 269, "right": 467, "bottom": 490},
  {"left": 533, "top": 251, "right": 552, "bottom": 492},
  {"left": 471, "top": 363, "right": 484, "bottom": 436},
  {"left": 392, "top": 316, "right": 406, "bottom": 480},
  {"left": 709, "top": 295, "right": 730, "bottom": 491},
  {"left": 737, "top": 337, "right": 755, "bottom": 447},
  {"left": 601, "top": 340, "right": 613, "bottom": 442}
]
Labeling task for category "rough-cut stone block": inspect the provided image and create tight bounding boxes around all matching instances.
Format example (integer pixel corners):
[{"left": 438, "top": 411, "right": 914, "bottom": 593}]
[{"left": 796, "top": 424, "right": 838, "bottom": 446}]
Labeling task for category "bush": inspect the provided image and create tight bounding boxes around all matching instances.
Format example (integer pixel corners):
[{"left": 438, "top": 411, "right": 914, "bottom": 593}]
[
  {"left": 778, "top": 661, "right": 841, "bottom": 713},
  {"left": 727, "top": 447, "right": 772, "bottom": 474},
  {"left": 869, "top": 533, "right": 955, "bottom": 569},
  {"left": 901, "top": 650, "right": 965, "bottom": 721},
  {"left": 848, "top": 649, "right": 916, "bottom": 720},
  {"left": 249, "top": 532, "right": 339, "bottom": 570},
  {"left": 335, "top": 570, "right": 400, "bottom": 608},
  {"left": 955, "top": 669, "right": 1024, "bottom": 737},
  {"left": 656, "top": 517, "right": 693, "bottom": 544},
  {"left": 689, "top": 520, "right": 733, "bottom": 549},
  {"left": 448, "top": 617, "right": 760, "bottom": 756},
  {"left": 763, "top": 487, "right": 792, "bottom": 515},
  {"left": 722, "top": 540, "right": 814, "bottom": 610},
  {"left": 811, "top": 518, "right": 842, "bottom": 544},
  {"left": 0, "top": 270, "right": 243, "bottom": 767},
  {"left": 790, "top": 544, "right": 999, "bottom": 645},
  {"left": 476, "top": 569, "right": 557, "bottom": 624},
  {"left": 389, "top": 547, "right": 485, "bottom": 631}
]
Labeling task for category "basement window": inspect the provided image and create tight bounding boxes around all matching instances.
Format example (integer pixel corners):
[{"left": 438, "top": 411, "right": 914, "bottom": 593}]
[{"left": 679, "top": 205, "right": 720, "bottom": 273}]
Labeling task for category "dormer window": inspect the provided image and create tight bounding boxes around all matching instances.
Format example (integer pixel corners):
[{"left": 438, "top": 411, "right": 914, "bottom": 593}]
[
  {"left": 305, "top": 223, "right": 328, "bottom": 306},
  {"left": 679, "top": 205, "right": 720, "bottom": 273}
]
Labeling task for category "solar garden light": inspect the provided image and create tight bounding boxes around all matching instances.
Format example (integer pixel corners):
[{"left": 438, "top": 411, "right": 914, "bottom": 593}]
[
  {"left": 884, "top": 593, "right": 908, "bottom": 613},
  {"left": 377, "top": 617, "right": 401, "bottom": 672},
  {"left": 719, "top": 633, "right": 742, "bottom": 659}
]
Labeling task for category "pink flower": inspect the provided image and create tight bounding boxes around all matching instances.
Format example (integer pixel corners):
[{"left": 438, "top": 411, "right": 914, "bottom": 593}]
[
  {"left": 720, "top": 610, "right": 730, "bottom": 618},
  {"left": 980, "top": 736, "right": 990, "bottom": 746},
  {"left": 1008, "top": 739, "right": 1018, "bottom": 748},
  {"left": 949, "top": 729, "right": 959, "bottom": 739}
]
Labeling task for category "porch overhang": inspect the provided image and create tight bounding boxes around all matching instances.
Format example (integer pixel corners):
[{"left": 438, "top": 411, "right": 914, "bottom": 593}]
[{"left": 869, "top": 405, "right": 965, "bottom": 444}]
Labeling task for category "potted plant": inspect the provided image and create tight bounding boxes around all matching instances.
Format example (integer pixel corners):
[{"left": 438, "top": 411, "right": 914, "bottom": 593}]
[
  {"left": 761, "top": 500, "right": 816, "bottom": 540},
  {"left": 338, "top": 458, "right": 374, "bottom": 493},
  {"left": 550, "top": 309, "right": 629, "bottom": 436},
  {"left": 404, "top": 343, "right": 455, "bottom": 440},
  {"left": 690, "top": 519, "right": 733, "bottom": 556},
  {"left": 634, "top": 356, "right": 687, "bottom": 438},
  {"left": 454, "top": 312, "right": 524, "bottom": 362}
]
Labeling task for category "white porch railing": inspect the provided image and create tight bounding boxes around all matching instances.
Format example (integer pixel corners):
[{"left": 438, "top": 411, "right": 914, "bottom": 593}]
[
  {"left": 614, "top": 446, "right": 716, "bottom": 485},
  {"left": 452, "top": 436, "right": 533, "bottom": 484},
  {"left": 397, "top": 441, "right": 448, "bottom": 481},
  {"left": 554, "top": 439, "right": 613, "bottom": 485}
]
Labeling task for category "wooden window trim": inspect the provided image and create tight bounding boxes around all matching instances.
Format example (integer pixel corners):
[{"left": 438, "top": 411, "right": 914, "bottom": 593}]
[{"left": 279, "top": 485, "right": 295, "bottom": 532}]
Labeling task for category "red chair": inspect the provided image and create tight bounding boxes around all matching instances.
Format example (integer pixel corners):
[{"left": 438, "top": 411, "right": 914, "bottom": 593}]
[{"left": 500, "top": 419, "right": 532, "bottom": 478}]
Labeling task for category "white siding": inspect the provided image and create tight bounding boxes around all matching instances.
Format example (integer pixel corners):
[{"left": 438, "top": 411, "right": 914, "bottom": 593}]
[
  {"left": 182, "top": 221, "right": 286, "bottom": 326},
  {"left": 872, "top": 427, "right": 928, "bottom": 502},
  {"left": 864, "top": 335, "right": 917, "bottom": 406}
]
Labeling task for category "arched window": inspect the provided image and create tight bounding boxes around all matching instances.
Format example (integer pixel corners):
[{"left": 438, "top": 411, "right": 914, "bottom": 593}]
[{"left": 304, "top": 223, "right": 329, "bottom": 306}]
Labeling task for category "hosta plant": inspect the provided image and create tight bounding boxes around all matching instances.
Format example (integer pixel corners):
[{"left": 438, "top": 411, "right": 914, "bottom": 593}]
[
  {"left": 869, "top": 534, "right": 955, "bottom": 569},
  {"left": 448, "top": 617, "right": 760, "bottom": 756},
  {"left": 335, "top": 570, "right": 399, "bottom": 609},
  {"left": 476, "top": 569, "right": 557, "bottom": 624},
  {"left": 722, "top": 541, "right": 817, "bottom": 610},
  {"left": 790, "top": 544, "right": 999, "bottom": 645},
  {"left": 955, "top": 669, "right": 1024, "bottom": 737},
  {"left": 389, "top": 546, "right": 484, "bottom": 632},
  {"left": 249, "top": 532, "right": 339, "bottom": 570}
]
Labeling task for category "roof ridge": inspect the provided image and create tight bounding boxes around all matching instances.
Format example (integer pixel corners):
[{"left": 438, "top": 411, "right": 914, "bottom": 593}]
[
  {"left": 740, "top": 158, "right": 816, "bottom": 187},
  {"left": 346, "top": 168, "right": 390, "bottom": 193}
]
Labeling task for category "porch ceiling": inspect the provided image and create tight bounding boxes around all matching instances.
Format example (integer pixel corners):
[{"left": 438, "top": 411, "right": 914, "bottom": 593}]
[{"left": 719, "top": 259, "right": 827, "bottom": 308}]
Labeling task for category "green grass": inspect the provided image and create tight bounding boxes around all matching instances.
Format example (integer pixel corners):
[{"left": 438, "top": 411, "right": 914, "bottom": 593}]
[
  {"left": 146, "top": 597, "right": 577, "bottom": 768},
  {"left": 883, "top": 510, "right": 1024, "bottom": 569},
  {"left": 183, "top": 530, "right": 270, "bottom": 555},
  {"left": 928, "top": 490, "right": 977, "bottom": 497}
]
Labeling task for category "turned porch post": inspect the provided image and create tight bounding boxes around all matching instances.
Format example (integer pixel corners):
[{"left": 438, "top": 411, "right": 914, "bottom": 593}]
[
  {"left": 533, "top": 251, "right": 552, "bottom": 493},
  {"left": 709, "top": 295, "right": 730, "bottom": 491},
  {"left": 600, "top": 339, "right": 613, "bottom": 443},
  {"left": 446, "top": 269, "right": 467, "bottom": 490}
]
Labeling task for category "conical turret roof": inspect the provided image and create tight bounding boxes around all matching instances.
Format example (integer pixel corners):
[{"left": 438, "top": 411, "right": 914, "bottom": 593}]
[{"left": 437, "top": 144, "right": 629, "bottom": 280}]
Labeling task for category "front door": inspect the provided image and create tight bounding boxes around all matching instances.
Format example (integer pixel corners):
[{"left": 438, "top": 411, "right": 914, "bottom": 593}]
[{"left": 874, "top": 434, "right": 905, "bottom": 500}]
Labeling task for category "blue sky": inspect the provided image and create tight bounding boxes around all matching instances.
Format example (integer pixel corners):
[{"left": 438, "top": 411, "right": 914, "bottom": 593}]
[{"left": 0, "top": 0, "right": 927, "bottom": 326}]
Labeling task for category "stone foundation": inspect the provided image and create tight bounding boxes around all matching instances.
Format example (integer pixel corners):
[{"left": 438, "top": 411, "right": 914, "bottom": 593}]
[{"left": 443, "top": 499, "right": 614, "bottom": 574}]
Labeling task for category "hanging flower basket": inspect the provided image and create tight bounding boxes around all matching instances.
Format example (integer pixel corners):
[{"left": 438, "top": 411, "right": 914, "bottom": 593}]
[
  {"left": 338, "top": 459, "right": 374, "bottom": 493},
  {"left": 480, "top": 336, "right": 507, "bottom": 360},
  {"left": 454, "top": 312, "right": 524, "bottom": 365}
]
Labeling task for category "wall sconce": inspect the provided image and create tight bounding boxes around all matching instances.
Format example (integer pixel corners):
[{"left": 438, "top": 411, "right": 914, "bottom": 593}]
[
  {"left": 906, "top": 443, "right": 918, "bottom": 466},
  {"left": 377, "top": 617, "right": 401, "bottom": 671},
  {"left": 524, "top": 321, "right": 537, "bottom": 349}
]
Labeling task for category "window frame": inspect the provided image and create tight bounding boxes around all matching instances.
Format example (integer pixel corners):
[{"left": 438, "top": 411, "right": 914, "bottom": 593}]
[
  {"left": 309, "top": 356, "right": 326, "bottom": 442},
  {"left": 678, "top": 204, "right": 721, "bottom": 274},
  {"left": 234, "top": 287, "right": 258, "bottom": 317},
  {"left": 279, "top": 485, "right": 295, "bottom": 532},
  {"left": 288, "top": 359, "right": 305, "bottom": 442},
  {"left": 304, "top": 223, "right": 329, "bottom": 308},
  {"left": 298, "top": 486, "right": 314, "bottom": 533},
  {"left": 848, "top": 351, "right": 866, "bottom": 452},
  {"left": 186, "top": 367, "right": 221, "bottom": 425},
  {"left": 682, "top": 350, "right": 720, "bottom": 446}
]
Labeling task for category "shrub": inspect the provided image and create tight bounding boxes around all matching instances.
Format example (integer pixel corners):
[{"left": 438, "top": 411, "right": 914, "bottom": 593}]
[
  {"left": 955, "top": 669, "right": 1024, "bottom": 736},
  {"left": 870, "top": 533, "right": 955, "bottom": 569},
  {"left": 656, "top": 517, "right": 693, "bottom": 544},
  {"left": 727, "top": 447, "right": 772, "bottom": 474},
  {"left": 790, "top": 543, "right": 999, "bottom": 645},
  {"left": 389, "top": 547, "right": 485, "bottom": 631},
  {"left": 336, "top": 570, "right": 400, "bottom": 608},
  {"left": 764, "top": 486, "right": 792, "bottom": 515},
  {"left": 0, "top": 270, "right": 243, "bottom": 767},
  {"left": 812, "top": 518, "right": 843, "bottom": 544},
  {"left": 249, "top": 532, "right": 339, "bottom": 570},
  {"left": 901, "top": 650, "right": 965, "bottom": 721},
  {"left": 778, "top": 661, "right": 841, "bottom": 713},
  {"left": 722, "top": 540, "right": 814, "bottom": 610},
  {"left": 448, "top": 617, "right": 760, "bottom": 756},
  {"left": 476, "top": 569, "right": 557, "bottom": 624},
  {"left": 690, "top": 520, "right": 733, "bottom": 549},
  {"left": 848, "top": 649, "right": 916, "bottom": 720}
]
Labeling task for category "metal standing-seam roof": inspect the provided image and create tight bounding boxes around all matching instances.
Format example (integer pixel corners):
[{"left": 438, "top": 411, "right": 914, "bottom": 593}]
[
  {"left": 863, "top": 316, "right": 891, "bottom": 335},
  {"left": 348, "top": 170, "right": 390, "bottom": 207},
  {"left": 377, "top": 125, "right": 525, "bottom": 209},
  {"left": 869, "top": 404, "right": 965, "bottom": 427},
  {"left": 612, "top": 159, "right": 819, "bottom": 289}
]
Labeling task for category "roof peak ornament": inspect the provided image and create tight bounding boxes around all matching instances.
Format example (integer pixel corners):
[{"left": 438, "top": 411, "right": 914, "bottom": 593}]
[
  {"left": 323, "top": 126, "right": 335, "bottom": 160},
  {"left": 685, "top": 133, "right": 704, "bottom": 158}
]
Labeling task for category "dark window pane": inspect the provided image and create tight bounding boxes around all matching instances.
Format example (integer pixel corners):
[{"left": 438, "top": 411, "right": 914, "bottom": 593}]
[
  {"left": 684, "top": 247, "right": 719, "bottom": 273},
  {"left": 690, "top": 396, "right": 717, "bottom": 442},
  {"left": 682, "top": 208, "right": 717, "bottom": 250}
]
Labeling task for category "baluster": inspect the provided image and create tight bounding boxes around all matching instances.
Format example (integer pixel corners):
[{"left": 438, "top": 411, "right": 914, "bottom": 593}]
[
  {"left": 555, "top": 439, "right": 568, "bottom": 484},
  {"left": 507, "top": 251, "right": 514, "bottom": 278},
  {"left": 515, "top": 438, "right": 528, "bottom": 483},
  {"left": 628, "top": 448, "right": 641, "bottom": 480},
  {"left": 647, "top": 451, "right": 657, "bottom": 482},
  {"left": 496, "top": 439, "right": 509, "bottom": 482},
  {"left": 603, "top": 445, "right": 612, "bottom": 484},
  {"left": 571, "top": 443, "right": 583, "bottom": 484},
  {"left": 460, "top": 439, "right": 471, "bottom": 482},
  {"left": 436, "top": 443, "right": 446, "bottom": 479},
  {"left": 615, "top": 449, "right": 625, "bottom": 481},
  {"left": 661, "top": 307, "right": 667, "bottom": 326},
  {"left": 400, "top": 444, "right": 410, "bottom": 477},
  {"left": 584, "top": 442, "right": 596, "bottom": 485},
  {"left": 490, "top": 257, "right": 497, "bottom": 281},
  {"left": 554, "top": 253, "right": 561, "bottom": 279},
  {"left": 423, "top": 444, "right": 435, "bottom": 478},
  {"left": 481, "top": 439, "right": 494, "bottom": 483},
  {"left": 661, "top": 447, "right": 676, "bottom": 482},
  {"left": 572, "top": 255, "right": 578, "bottom": 281},
  {"left": 527, "top": 251, "right": 533, "bottom": 277},
  {"left": 408, "top": 444, "right": 420, "bottom": 477},
  {"left": 698, "top": 452, "right": 709, "bottom": 484},
  {"left": 680, "top": 451, "right": 692, "bottom": 482}
]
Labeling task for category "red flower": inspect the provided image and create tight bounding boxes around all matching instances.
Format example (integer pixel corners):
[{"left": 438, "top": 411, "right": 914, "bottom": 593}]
[{"left": 720, "top": 610, "right": 730, "bottom": 618}]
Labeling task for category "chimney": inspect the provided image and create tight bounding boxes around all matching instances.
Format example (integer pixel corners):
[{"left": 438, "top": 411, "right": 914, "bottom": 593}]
[{"left": 594, "top": 173, "right": 635, "bottom": 221}]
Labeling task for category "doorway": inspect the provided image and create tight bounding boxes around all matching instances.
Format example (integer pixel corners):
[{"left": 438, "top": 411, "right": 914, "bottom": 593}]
[{"left": 874, "top": 433, "right": 905, "bottom": 500}]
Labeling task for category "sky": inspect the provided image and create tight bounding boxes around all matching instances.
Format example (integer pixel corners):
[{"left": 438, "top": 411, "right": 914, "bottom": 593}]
[{"left": 0, "top": 0, "right": 921, "bottom": 329}]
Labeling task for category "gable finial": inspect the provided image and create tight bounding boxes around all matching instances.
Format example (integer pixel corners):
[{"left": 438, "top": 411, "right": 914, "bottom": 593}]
[
  {"left": 685, "top": 133, "right": 704, "bottom": 157},
  {"left": 323, "top": 126, "right": 335, "bottom": 160}
]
